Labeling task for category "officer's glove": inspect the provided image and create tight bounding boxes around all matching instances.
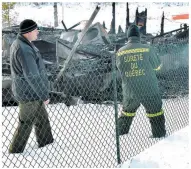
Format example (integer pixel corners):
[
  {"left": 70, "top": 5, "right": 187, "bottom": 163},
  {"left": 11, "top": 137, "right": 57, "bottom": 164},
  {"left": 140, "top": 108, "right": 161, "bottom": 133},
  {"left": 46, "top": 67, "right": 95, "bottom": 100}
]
[{"left": 154, "top": 64, "right": 162, "bottom": 72}]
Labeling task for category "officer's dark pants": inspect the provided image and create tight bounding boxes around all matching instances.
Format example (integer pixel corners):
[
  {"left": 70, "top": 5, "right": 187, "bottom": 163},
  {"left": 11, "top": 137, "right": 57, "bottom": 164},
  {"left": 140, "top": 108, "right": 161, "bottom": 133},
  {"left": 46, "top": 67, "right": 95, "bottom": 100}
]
[
  {"left": 118, "top": 94, "right": 166, "bottom": 137},
  {"left": 9, "top": 101, "right": 54, "bottom": 153}
]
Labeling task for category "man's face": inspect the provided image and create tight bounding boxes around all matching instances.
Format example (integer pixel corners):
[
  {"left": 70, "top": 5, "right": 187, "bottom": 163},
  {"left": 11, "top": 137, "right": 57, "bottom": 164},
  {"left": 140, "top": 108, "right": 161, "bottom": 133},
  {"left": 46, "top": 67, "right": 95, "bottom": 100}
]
[{"left": 28, "top": 28, "right": 39, "bottom": 41}]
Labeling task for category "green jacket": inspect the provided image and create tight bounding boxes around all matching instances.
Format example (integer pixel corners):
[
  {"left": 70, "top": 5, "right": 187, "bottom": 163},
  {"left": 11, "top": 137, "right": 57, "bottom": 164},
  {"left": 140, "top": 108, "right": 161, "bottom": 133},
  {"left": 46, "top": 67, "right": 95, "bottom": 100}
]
[{"left": 116, "top": 36, "right": 161, "bottom": 99}]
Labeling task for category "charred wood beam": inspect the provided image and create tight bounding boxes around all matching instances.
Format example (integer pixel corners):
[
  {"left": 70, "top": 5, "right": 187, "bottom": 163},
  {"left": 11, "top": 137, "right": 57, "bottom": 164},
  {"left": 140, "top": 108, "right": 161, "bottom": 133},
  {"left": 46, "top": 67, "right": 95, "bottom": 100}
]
[
  {"left": 125, "top": 3, "right": 129, "bottom": 33},
  {"left": 2, "top": 30, "right": 17, "bottom": 34},
  {"left": 135, "top": 8, "right": 138, "bottom": 25},
  {"left": 67, "top": 22, "right": 81, "bottom": 30},
  {"left": 54, "top": 5, "right": 101, "bottom": 85},
  {"left": 144, "top": 8, "right": 147, "bottom": 35},
  {"left": 61, "top": 20, "right": 68, "bottom": 31},
  {"left": 112, "top": 2, "right": 116, "bottom": 34},
  {"left": 160, "top": 12, "right": 164, "bottom": 35}
]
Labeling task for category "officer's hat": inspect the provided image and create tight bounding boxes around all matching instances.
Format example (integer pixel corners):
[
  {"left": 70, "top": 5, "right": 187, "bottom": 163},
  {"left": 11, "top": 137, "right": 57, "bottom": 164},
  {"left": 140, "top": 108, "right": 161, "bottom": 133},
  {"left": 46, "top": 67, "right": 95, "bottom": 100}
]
[{"left": 127, "top": 24, "right": 140, "bottom": 38}]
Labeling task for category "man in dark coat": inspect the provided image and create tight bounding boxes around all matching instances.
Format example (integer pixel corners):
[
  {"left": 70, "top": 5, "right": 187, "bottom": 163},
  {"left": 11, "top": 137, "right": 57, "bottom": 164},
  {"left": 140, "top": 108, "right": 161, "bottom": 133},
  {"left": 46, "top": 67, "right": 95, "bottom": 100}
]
[
  {"left": 116, "top": 24, "right": 166, "bottom": 138},
  {"left": 9, "top": 19, "right": 54, "bottom": 153}
]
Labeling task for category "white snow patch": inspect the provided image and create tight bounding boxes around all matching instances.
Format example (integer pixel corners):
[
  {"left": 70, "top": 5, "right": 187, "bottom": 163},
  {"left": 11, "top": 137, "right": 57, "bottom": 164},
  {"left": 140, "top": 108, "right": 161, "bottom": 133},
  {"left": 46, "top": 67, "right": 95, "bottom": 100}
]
[{"left": 121, "top": 126, "right": 189, "bottom": 168}]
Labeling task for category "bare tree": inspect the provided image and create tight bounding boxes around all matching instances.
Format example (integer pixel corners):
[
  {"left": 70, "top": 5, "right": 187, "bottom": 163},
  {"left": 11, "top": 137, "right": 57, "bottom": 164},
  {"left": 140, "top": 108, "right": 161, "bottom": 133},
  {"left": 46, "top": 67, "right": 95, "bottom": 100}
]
[
  {"left": 54, "top": 2, "right": 58, "bottom": 27},
  {"left": 2, "top": 2, "right": 17, "bottom": 27}
]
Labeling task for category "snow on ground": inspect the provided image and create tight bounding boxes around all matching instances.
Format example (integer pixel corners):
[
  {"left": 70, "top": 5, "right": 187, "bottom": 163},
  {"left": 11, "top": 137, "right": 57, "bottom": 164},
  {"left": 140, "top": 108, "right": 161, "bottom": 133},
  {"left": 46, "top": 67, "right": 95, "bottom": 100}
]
[
  {"left": 2, "top": 96, "right": 189, "bottom": 168},
  {"left": 121, "top": 126, "right": 189, "bottom": 168},
  {"left": 12, "top": 2, "right": 189, "bottom": 35}
]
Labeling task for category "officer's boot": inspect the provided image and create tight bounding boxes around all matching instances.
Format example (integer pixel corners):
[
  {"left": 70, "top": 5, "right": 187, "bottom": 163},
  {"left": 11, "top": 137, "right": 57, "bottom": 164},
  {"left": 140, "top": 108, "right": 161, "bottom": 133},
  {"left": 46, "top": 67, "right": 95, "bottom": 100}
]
[
  {"left": 149, "top": 114, "right": 166, "bottom": 138},
  {"left": 118, "top": 116, "right": 134, "bottom": 136}
]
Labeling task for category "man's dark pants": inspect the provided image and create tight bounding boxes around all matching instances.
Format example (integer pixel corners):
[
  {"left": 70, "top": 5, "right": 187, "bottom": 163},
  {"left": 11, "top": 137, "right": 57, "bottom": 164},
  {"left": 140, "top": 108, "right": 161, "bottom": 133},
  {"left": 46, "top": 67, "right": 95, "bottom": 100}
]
[
  {"left": 9, "top": 101, "right": 54, "bottom": 153},
  {"left": 118, "top": 94, "right": 166, "bottom": 137}
]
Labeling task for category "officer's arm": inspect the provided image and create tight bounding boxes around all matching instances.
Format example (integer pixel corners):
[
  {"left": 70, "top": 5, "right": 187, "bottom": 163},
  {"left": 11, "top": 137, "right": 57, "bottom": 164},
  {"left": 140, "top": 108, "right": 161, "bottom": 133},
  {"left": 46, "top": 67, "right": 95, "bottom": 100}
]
[
  {"left": 116, "top": 49, "right": 122, "bottom": 69},
  {"left": 18, "top": 49, "right": 49, "bottom": 101},
  {"left": 149, "top": 47, "right": 162, "bottom": 71}
]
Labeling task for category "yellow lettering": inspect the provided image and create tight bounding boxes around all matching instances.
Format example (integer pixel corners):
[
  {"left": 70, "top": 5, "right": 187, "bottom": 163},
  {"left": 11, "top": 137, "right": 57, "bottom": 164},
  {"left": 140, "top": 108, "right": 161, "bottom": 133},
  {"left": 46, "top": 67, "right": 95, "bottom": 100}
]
[
  {"left": 131, "top": 63, "right": 138, "bottom": 69},
  {"left": 135, "top": 70, "right": 139, "bottom": 76},
  {"left": 139, "top": 53, "right": 143, "bottom": 60},
  {"left": 125, "top": 71, "right": 129, "bottom": 77},
  {"left": 125, "top": 69, "right": 145, "bottom": 77},
  {"left": 123, "top": 53, "right": 143, "bottom": 63},
  {"left": 131, "top": 70, "right": 135, "bottom": 76},
  {"left": 124, "top": 56, "right": 128, "bottom": 62},
  {"left": 138, "top": 69, "right": 145, "bottom": 76}
]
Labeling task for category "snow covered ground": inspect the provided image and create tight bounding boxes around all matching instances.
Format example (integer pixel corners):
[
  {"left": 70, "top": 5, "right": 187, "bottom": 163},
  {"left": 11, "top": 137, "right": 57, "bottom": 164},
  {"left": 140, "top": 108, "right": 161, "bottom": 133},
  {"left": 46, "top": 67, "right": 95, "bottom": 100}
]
[
  {"left": 121, "top": 126, "right": 189, "bottom": 168},
  {"left": 2, "top": 96, "right": 189, "bottom": 168}
]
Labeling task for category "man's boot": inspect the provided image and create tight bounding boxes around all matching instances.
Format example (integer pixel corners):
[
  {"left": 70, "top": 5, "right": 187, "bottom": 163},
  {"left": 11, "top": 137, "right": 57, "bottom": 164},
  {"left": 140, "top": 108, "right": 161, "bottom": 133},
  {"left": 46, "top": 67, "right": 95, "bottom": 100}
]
[
  {"left": 118, "top": 116, "right": 134, "bottom": 136},
  {"left": 149, "top": 114, "right": 166, "bottom": 138}
]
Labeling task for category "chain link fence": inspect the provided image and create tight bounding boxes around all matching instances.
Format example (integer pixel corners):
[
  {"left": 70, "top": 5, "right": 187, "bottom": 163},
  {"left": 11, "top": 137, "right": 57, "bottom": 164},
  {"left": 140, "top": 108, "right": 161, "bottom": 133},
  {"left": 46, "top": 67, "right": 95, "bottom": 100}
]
[{"left": 2, "top": 37, "right": 189, "bottom": 167}]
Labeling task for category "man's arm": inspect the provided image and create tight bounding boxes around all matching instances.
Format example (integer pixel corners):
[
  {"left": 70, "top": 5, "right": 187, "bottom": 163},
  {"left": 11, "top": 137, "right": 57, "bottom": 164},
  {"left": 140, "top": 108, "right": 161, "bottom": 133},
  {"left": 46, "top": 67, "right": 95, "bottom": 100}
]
[
  {"left": 116, "top": 48, "right": 123, "bottom": 70},
  {"left": 149, "top": 46, "right": 162, "bottom": 71}
]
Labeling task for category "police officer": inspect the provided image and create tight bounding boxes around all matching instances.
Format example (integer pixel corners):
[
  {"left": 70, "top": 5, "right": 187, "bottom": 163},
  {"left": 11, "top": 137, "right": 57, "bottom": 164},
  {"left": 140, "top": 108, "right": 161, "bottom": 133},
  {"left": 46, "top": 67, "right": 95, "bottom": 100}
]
[
  {"left": 116, "top": 24, "right": 166, "bottom": 138},
  {"left": 9, "top": 19, "right": 54, "bottom": 153}
]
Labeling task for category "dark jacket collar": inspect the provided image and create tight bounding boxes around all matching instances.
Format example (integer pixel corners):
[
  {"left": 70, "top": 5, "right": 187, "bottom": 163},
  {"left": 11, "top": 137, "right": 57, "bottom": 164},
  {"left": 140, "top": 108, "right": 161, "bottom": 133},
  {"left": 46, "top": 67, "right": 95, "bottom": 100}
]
[
  {"left": 17, "top": 33, "right": 34, "bottom": 48},
  {"left": 127, "top": 36, "right": 141, "bottom": 43}
]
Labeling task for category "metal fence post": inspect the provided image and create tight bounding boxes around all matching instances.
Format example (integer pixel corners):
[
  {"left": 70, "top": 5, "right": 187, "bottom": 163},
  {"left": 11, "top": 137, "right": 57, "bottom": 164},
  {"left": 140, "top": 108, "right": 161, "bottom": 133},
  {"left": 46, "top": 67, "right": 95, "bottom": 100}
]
[{"left": 112, "top": 46, "right": 121, "bottom": 165}]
